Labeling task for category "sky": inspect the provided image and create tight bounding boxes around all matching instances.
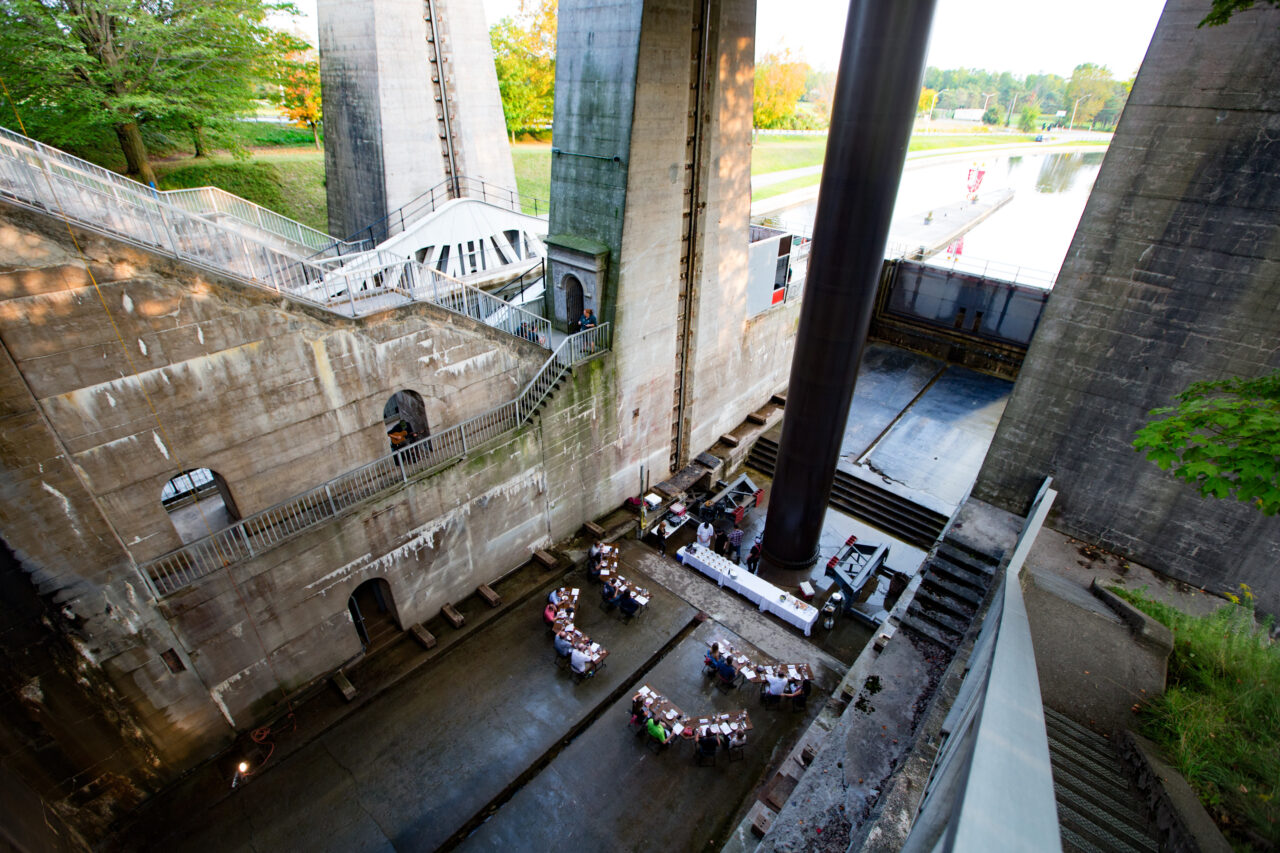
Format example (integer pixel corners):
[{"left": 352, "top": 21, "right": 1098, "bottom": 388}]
[{"left": 285, "top": 1, "right": 1166, "bottom": 80}]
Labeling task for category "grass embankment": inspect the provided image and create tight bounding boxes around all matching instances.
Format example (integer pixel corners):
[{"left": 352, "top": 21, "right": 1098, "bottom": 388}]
[{"left": 1111, "top": 586, "right": 1278, "bottom": 852}]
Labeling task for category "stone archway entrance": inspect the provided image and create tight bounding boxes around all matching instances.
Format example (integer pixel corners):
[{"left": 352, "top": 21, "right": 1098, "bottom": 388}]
[
  {"left": 564, "top": 274, "right": 584, "bottom": 331},
  {"left": 347, "top": 578, "right": 399, "bottom": 650}
]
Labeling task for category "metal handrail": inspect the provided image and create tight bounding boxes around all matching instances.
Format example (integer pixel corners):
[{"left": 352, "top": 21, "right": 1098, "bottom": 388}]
[
  {"left": 162, "top": 186, "right": 371, "bottom": 256},
  {"left": 901, "top": 479, "right": 1061, "bottom": 853},
  {"left": 334, "top": 175, "right": 551, "bottom": 250},
  {"left": 0, "top": 125, "right": 550, "bottom": 345},
  {"left": 141, "top": 323, "right": 611, "bottom": 596}
]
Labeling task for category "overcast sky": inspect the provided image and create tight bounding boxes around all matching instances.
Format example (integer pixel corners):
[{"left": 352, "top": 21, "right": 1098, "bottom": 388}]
[{"left": 286, "top": 1, "right": 1166, "bottom": 80}]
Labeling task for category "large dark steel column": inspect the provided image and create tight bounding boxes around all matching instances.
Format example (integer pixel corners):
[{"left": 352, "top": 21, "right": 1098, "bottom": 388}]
[{"left": 759, "top": 0, "right": 937, "bottom": 583}]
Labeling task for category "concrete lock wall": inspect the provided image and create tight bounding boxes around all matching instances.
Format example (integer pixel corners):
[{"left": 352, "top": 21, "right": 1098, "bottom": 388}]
[
  {"left": 974, "top": 0, "right": 1280, "bottom": 613},
  {"left": 0, "top": 201, "right": 544, "bottom": 763}
]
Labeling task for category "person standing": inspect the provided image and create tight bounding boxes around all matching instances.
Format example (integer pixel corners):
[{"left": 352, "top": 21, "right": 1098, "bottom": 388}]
[
  {"left": 746, "top": 541, "right": 762, "bottom": 574},
  {"left": 727, "top": 523, "right": 744, "bottom": 562},
  {"left": 579, "top": 307, "right": 598, "bottom": 330},
  {"left": 713, "top": 527, "right": 728, "bottom": 556},
  {"left": 696, "top": 520, "right": 714, "bottom": 549}
]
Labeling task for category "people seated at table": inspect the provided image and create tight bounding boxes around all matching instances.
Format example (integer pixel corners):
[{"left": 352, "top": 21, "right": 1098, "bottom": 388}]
[
  {"left": 696, "top": 727, "right": 722, "bottom": 758},
  {"left": 587, "top": 540, "right": 604, "bottom": 575},
  {"left": 543, "top": 602, "right": 558, "bottom": 625},
  {"left": 630, "top": 695, "right": 648, "bottom": 726},
  {"left": 601, "top": 580, "right": 624, "bottom": 609},
  {"left": 646, "top": 716, "right": 671, "bottom": 744},
  {"left": 704, "top": 643, "right": 722, "bottom": 675},
  {"left": 715, "top": 656, "right": 738, "bottom": 686},
  {"left": 570, "top": 645, "right": 594, "bottom": 676},
  {"left": 785, "top": 678, "right": 812, "bottom": 709},
  {"left": 727, "top": 727, "right": 747, "bottom": 751},
  {"left": 619, "top": 589, "right": 641, "bottom": 617},
  {"left": 548, "top": 588, "right": 561, "bottom": 605},
  {"left": 763, "top": 671, "right": 789, "bottom": 705},
  {"left": 553, "top": 631, "right": 573, "bottom": 658}
]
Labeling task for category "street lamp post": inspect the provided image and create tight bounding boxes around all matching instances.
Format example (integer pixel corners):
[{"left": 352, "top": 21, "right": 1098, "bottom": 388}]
[
  {"left": 929, "top": 88, "right": 948, "bottom": 120},
  {"left": 1069, "top": 96, "right": 1086, "bottom": 131},
  {"left": 981, "top": 91, "right": 997, "bottom": 112},
  {"left": 1006, "top": 92, "right": 1020, "bottom": 126}
]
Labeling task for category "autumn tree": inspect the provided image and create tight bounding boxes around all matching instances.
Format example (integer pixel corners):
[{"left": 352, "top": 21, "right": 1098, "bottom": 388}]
[
  {"left": 919, "top": 87, "right": 937, "bottom": 115},
  {"left": 753, "top": 50, "right": 809, "bottom": 129},
  {"left": 281, "top": 52, "right": 322, "bottom": 149},
  {"left": 1134, "top": 370, "right": 1280, "bottom": 515},
  {"left": 1066, "top": 63, "right": 1115, "bottom": 127},
  {"left": 490, "top": 0, "right": 556, "bottom": 141},
  {"left": 0, "top": 0, "right": 300, "bottom": 184}
]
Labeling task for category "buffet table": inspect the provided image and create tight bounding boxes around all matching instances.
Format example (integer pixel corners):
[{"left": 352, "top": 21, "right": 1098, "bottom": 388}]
[{"left": 676, "top": 544, "right": 819, "bottom": 635}]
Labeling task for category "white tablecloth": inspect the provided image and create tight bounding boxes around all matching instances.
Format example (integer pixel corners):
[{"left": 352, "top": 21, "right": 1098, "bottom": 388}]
[{"left": 677, "top": 545, "right": 819, "bottom": 635}]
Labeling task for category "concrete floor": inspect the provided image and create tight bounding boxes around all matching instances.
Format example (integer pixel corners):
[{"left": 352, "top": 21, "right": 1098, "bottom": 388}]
[{"left": 123, "top": 541, "right": 831, "bottom": 853}]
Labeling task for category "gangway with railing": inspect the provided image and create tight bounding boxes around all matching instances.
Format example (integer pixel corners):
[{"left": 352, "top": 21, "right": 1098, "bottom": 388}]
[{"left": 0, "top": 125, "right": 554, "bottom": 346}]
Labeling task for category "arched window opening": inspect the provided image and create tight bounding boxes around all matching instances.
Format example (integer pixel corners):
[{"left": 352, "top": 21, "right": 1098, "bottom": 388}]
[
  {"left": 347, "top": 578, "right": 400, "bottom": 650},
  {"left": 383, "top": 389, "right": 430, "bottom": 454},
  {"left": 161, "top": 468, "right": 239, "bottom": 545}
]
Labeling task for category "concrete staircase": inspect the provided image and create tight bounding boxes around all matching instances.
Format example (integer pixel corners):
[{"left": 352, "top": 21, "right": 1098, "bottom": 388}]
[
  {"left": 746, "top": 436, "right": 949, "bottom": 548},
  {"left": 898, "top": 537, "right": 998, "bottom": 648},
  {"left": 1043, "top": 707, "right": 1161, "bottom": 853}
]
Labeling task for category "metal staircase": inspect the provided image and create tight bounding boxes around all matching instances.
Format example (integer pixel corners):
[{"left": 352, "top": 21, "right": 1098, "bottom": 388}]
[
  {"left": 745, "top": 435, "right": 949, "bottom": 548},
  {"left": 0, "top": 125, "right": 552, "bottom": 345},
  {"left": 1044, "top": 708, "right": 1161, "bottom": 853}
]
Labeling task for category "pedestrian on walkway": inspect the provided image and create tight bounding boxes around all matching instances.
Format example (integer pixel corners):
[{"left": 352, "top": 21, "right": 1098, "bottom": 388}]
[
  {"left": 696, "top": 520, "right": 714, "bottom": 549},
  {"left": 746, "top": 541, "right": 762, "bottom": 574},
  {"left": 727, "top": 523, "right": 744, "bottom": 562}
]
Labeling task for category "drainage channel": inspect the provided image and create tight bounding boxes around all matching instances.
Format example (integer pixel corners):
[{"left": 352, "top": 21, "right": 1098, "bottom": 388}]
[{"left": 435, "top": 614, "right": 706, "bottom": 851}]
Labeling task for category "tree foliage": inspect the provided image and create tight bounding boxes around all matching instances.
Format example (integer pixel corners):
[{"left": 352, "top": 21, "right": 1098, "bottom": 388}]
[
  {"left": 489, "top": 0, "right": 556, "bottom": 141},
  {"left": 1199, "top": 0, "right": 1280, "bottom": 27},
  {"left": 1133, "top": 370, "right": 1280, "bottom": 515},
  {"left": 1066, "top": 63, "right": 1115, "bottom": 126},
  {"left": 280, "top": 51, "right": 321, "bottom": 149},
  {"left": 0, "top": 0, "right": 301, "bottom": 182},
  {"left": 753, "top": 50, "right": 809, "bottom": 129},
  {"left": 1018, "top": 105, "right": 1040, "bottom": 132}
]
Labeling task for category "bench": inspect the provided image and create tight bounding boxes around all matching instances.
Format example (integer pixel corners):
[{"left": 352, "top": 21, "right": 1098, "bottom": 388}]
[
  {"left": 441, "top": 602, "right": 465, "bottom": 629},
  {"left": 410, "top": 624, "right": 437, "bottom": 650},
  {"left": 533, "top": 549, "right": 558, "bottom": 568},
  {"left": 770, "top": 393, "right": 787, "bottom": 406},
  {"left": 746, "top": 411, "right": 768, "bottom": 425},
  {"left": 583, "top": 520, "right": 606, "bottom": 537},
  {"left": 477, "top": 584, "right": 502, "bottom": 608},
  {"left": 719, "top": 433, "right": 740, "bottom": 448}
]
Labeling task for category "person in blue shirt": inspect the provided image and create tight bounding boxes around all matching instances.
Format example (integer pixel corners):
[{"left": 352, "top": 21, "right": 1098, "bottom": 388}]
[{"left": 553, "top": 631, "right": 573, "bottom": 658}]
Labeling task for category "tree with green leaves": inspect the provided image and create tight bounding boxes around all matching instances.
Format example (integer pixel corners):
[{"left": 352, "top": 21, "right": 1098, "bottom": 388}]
[
  {"left": 0, "top": 0, "right": 302, "bottom": 184},
  {"left": 1199, "top": 0, "right": 1280, "bottom": 27},
  {"left": 489, "top": 0, "right": 556, "bottom": 142},
  {"left": 1133, "top": 370, "right": 1280, "bottom": 516},
  {"left": 1017, "top": 104, "right": 1040, "bottom": 133},
  {"left": 1066, "top": 63, "right": 1115, "bottom": 127}
]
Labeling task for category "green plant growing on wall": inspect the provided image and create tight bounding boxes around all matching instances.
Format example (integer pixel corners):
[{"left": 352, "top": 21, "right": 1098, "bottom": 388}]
[
  {"left": 1199, "top": 0, "right": 1280, "bottom": 27},
  {"left": 1133, "top": 370, "right": 1280, "bottom": 515}
]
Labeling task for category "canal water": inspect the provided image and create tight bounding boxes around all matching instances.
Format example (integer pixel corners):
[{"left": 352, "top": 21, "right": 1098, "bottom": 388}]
[{"left": 767, "top": 150, "right": 1107, "bottom": 287}]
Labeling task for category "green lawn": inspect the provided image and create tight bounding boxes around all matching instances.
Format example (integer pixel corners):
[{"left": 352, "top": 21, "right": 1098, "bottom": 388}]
[{"left": 1111, "top": 587, "right": 1278, "bottom": 852}]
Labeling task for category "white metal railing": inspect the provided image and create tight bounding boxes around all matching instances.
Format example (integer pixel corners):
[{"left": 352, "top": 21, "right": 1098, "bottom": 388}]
[
  {"left": 0, "top": 125, "right": 551, "bottom": 345},
  {"left": 901, "top": 478, "right": 1061, "bottom": 853},
  {"left": 162, "top": 186, "right": 370, "bottom": 257},
  {"left": 141, "top": 323, "right": 611, "bottom": 596}
]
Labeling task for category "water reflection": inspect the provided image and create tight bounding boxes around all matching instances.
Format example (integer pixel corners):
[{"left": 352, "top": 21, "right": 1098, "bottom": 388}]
[{"left": 1035, "top": 152, "right": 1106, "bottom": 194}]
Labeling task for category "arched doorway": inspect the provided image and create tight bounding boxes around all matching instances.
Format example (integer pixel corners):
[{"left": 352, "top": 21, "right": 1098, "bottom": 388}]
[
  {"left": 564, "top": 274, "right": 584, "bottom": 331},
  {"left": 161, "top": 468, "right": 239, "bottom": 545},
  {"left": 383, "top": 389, "right": 430, "bottom": 453},
  {"left": 347, "top": 578, "right": 400, "bottom": 650}
]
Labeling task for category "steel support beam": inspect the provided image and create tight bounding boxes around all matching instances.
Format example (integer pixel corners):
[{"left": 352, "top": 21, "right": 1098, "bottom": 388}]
[{"left": 759, "top": 0, "right": 938, "bottom": 582}]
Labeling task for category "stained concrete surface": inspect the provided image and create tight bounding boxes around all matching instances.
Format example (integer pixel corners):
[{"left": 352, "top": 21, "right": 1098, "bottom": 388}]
[
  {"left": 459, "top": 620, "right": 821, "bottom": 852},
  {"left": 854, "top": 365, "right": 1012, "bottom": 511},
  {"left": 132, "top": 566, "right": 697, "bottom": 852},
  {"left": 839, "top": 345, "right": 945, "bottom": 463}
]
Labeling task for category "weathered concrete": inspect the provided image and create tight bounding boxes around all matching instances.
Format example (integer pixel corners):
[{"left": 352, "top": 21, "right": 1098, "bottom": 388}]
[
  {"left": 317, "top": 0, "right": 515, "bottom": 239},
  {"left": 973, "top": 0, "right": 1280, "bottom": 613}
]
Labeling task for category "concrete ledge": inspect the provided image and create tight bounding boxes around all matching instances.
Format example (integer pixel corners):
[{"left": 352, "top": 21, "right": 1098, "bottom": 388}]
[
  {"left": 410, "top": 624, "right": 437, "bottom": 650},
  {"left": 719, "top": 433, "right": 740, "bottom": 448},
  {"left": 1118, "top": 730, "right": 1232, "bottom": 853},
  {"left": 533, "top": 549, "right": 558, "bottom": 568},
  {"left": 583, "top": 520, "right": 606, "bottom": 537},
  {"left": 770, "top": 393, "right": 786, "bottom": 406},
  {"left": 1091, "top": 579, "right": 1175, "bottom": 656},
  {"left": 746, "top": 411, "right": 768, "bottom": 426}
]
